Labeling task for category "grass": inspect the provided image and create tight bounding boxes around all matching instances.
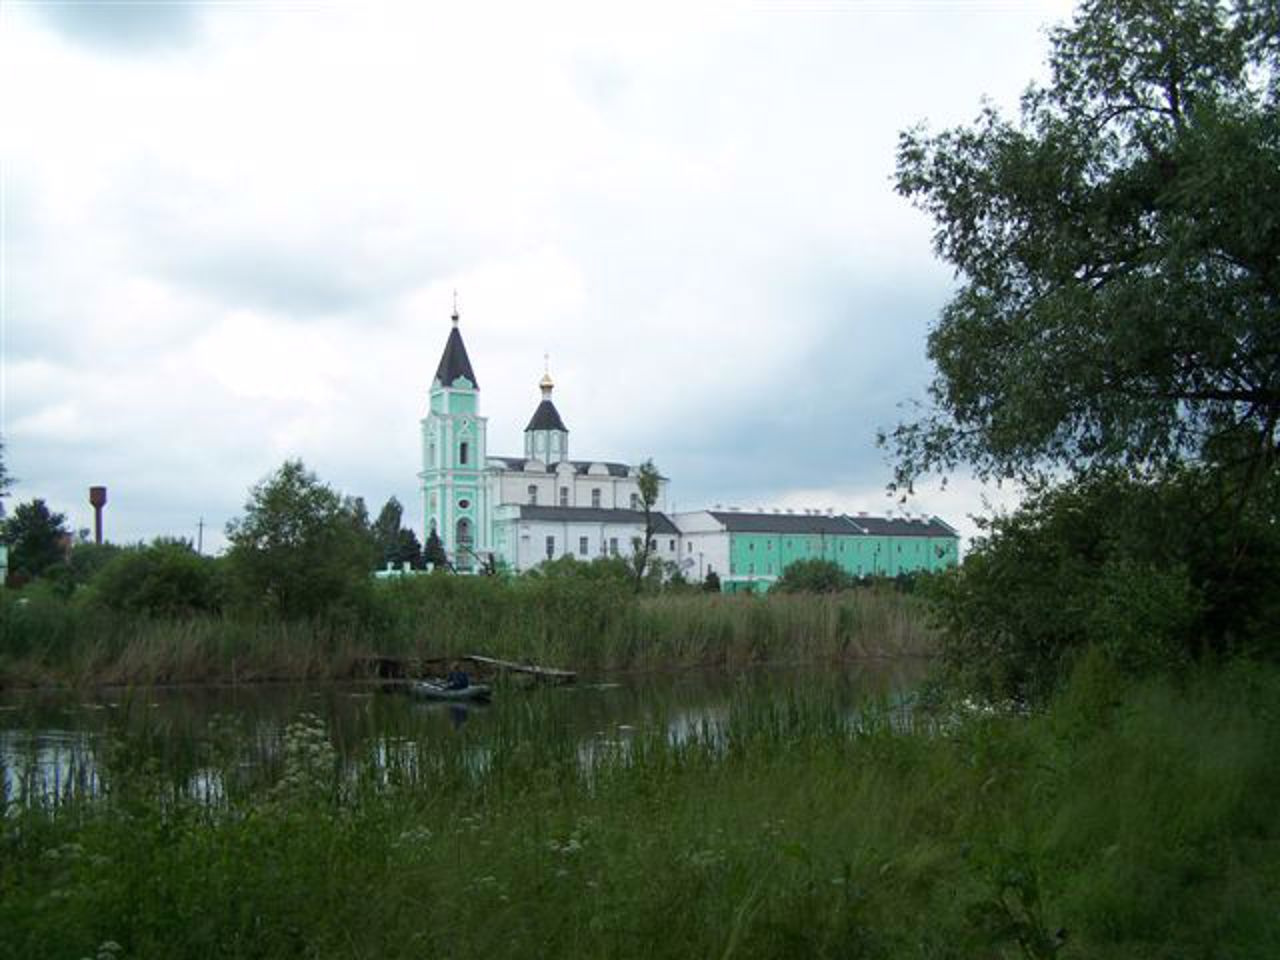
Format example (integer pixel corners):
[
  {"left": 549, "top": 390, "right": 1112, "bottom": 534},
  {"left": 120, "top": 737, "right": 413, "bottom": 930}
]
[
  {"left": 2, "top": 654, "right": 1277, "bottom": 958},
  {"left": 0, "top": 579, "right": 936, "bottom": 688}
]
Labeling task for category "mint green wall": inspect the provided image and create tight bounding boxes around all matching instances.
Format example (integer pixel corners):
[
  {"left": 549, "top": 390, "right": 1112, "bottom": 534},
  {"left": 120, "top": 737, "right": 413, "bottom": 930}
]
[
  {"left": 447, "top": 389, "right": 477, "bottom": 415},
  {"left": 723, "top": 529, "right": 959, "bottom": 592}
]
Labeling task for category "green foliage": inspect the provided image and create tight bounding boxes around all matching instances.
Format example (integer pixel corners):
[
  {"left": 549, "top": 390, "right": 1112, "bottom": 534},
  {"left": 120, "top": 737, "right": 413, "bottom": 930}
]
[
  {"left": 224, "top": 460, "right": 377, "bottom": 620},
  {"left": 773, "top": 558, "right": 853, "bottom": 594},
  {"left": 2, "top": 663, "right": 1278, "bottom": 957},
  {"left": 928, "top": 470, "right": 1279, "bottom": 701},
  {"left": 50, "top": 541, "right": 123, "bottom": 593},
  {"left": 92, "top": 541, "right": 224, "bottom": 618},
  {"left": 886, "top": 0, "right": 1280, "bottom": 493},
  {"left": 372, "top": 496, "right": 423, "bottom": 571},
  {"left": 0, "top": 436, "right": 11, "bottom": 501},
  {"left": 703, "top": 569, "right": 722, "bottom": 592},
  {"left": 423, "top": 527, "right": 448, "bottom": 568},
  {"left": 630, "top": 458, "right": 661, "bottom": 590},
  {"left": 0, "top": 498, "right": 69, "bottom": 580}
]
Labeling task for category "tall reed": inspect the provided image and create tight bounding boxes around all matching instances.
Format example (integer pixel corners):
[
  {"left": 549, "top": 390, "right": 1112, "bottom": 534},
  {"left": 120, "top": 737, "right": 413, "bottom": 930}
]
[{"left": 0, "top": 578, "right": 936, "bottom": 688}]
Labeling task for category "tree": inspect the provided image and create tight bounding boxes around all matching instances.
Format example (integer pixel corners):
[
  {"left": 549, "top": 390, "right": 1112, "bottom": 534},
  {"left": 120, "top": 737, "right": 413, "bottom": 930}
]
[
  {"left": 703, "top": 569, "right": 722, "bottom": 593},
  {"left": 372, "top": 497, "right": 424, "bottom": 571},
  {"left": 0, "top": 438, "right": 12, "bottom": 508},
  {"left": 224, "top": 460, "right": 377, "bottom": 619},
  {"left": 629, "top": 459, "right": 661, "bottom": 591},
  {"left": 1, "top": 499, "right": 69, "bottom": 580},
  {"left": 423, "top": 527, "right": 449, "bottom": 569},
  {"left": 774, "top": 558, "right": 853, "bottom": 594},
  {"left": 94, "top": 539, "right": 224, "bottom": 617},
  {"left": 885, "top": 0, "right": 1280, "bottom": 500}
]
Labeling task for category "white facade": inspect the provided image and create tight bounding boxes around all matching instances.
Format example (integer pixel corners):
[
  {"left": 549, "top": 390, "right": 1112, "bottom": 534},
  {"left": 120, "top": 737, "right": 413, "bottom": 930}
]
[{"left": 670, "top": 511, "right": 731, "bottom": 582}]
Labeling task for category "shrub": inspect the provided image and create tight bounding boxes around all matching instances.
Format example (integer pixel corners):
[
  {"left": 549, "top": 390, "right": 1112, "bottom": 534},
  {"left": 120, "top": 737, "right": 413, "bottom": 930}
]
[
  {"left": 928, "top": 469, "right": 1280, "bottom": 702},
  {"left": 773, "top": 559, "right": 852, "bottom": 594},
  {"left": 93, "top": 541, "right": 225, "bottom": 618}
]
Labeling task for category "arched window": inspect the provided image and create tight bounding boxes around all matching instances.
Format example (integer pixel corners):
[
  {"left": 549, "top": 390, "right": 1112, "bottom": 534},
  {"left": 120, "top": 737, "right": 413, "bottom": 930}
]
[
  {"left": 459, "top": 441, "right": 469, "bottom": 466},
  {"left": 455, "top": 518, "right": 473, "bottom": 571}
]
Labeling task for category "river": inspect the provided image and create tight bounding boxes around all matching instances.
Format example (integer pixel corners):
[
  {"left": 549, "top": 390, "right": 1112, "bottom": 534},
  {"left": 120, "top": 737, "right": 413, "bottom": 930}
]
[{"left": 1, "top": 658, "right": 928, "bottom": 806}]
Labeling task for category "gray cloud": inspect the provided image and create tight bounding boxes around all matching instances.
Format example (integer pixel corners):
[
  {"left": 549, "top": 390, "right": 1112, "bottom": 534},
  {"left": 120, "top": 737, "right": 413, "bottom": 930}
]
[{"left": 32, "top": 1, "right": 202, "bottom": 53}]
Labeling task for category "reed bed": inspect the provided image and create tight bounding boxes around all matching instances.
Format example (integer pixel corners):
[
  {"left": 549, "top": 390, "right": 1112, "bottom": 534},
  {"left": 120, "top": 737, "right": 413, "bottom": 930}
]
[
  {"left": 2, "top": 657, "right": 1276, "bottom": 958},
  {"left": 0, "top": 580, "right": 936, "bottom": 688}
]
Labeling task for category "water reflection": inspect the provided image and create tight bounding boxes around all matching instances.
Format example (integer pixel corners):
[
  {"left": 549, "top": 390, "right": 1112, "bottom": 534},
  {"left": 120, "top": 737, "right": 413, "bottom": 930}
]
[{"left": 0, "top": 659, "right": 927, "bottom": 807}]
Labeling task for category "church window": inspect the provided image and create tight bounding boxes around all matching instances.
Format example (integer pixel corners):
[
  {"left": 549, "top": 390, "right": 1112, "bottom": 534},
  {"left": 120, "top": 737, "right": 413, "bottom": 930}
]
[
  {"left": 545, "top": 536, "right": 555, "bottom": 559},
  {"left": 458, "top": 499, "right": 470, "bottom": 509},
  {"left": 578, "top": 536, "right": 588, "bottom": 556},
  {"left": 528, "top": 485, "right": 538, "bottom": 505},
  {"left": 592, "top": 488, "right": 602, "bottom": 508},
  {"left": 459, "top": 442, "right": 469, "bottom": 466},
  {"left": 560, "top": 486, "right": 569, "bottom": 507}
]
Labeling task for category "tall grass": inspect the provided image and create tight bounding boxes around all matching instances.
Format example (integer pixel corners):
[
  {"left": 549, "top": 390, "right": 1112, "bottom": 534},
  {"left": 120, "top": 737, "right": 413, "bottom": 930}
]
[
  {"left": 0, "top": 578, "right": 935, "bottom": 688},
  {"left": 1, "top": 656, "right": 1276, "bottom": 958}
]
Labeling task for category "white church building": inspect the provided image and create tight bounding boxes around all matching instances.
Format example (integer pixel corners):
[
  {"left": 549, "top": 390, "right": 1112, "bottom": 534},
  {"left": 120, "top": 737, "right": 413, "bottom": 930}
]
[
  {"left": 420, "top": 308, "right": 678, "bottom": 573},
  {"left": 420, "top": 307, "right": 961, "bottom": 587}
]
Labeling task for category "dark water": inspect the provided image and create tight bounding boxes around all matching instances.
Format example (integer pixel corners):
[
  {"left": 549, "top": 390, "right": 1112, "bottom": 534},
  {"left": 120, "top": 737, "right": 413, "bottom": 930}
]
[{"left": 0, "top": 659, "right": 927, "bottom": 806}]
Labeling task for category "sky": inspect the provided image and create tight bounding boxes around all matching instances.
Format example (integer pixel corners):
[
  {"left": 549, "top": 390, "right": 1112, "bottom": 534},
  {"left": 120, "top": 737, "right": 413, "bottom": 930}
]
[{"left": 1, "top": 0, "right": 1074, "bottom": 552}]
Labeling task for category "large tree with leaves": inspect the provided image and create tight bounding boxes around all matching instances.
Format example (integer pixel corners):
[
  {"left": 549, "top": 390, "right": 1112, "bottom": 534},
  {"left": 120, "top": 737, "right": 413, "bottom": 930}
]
[
  {"left": 1, "top": 499, "right": 69, "bottom": 580},
  {"left": 885, "top": 0, "right": 1280, "bottom": 498},
  {"left": 225, "top": 460, "right": 377, "bottom": 619},
  {"left": 372, "top": 496, "right": 423, "bottom": 571}
]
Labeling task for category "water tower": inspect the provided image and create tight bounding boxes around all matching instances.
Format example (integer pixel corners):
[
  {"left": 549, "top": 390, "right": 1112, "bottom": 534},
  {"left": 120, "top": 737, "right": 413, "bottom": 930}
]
[{"left": 88, "top": 486, "right": 107, "bottom": 544}]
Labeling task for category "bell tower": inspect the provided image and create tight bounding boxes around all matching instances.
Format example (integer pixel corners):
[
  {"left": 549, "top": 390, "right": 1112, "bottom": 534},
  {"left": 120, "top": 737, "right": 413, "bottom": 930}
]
[
  {"left": 420, "top": 304, "right": 488, "bottom": 570},
  {"left": 523, "top": 362, "right": 569, "bottom": 464}
]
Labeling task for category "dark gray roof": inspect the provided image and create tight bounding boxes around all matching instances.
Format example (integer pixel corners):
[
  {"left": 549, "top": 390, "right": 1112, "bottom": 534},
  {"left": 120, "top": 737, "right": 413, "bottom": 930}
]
[
  {"left": 709, "top": 512, "right": 860, "bottom": 535},
  {"left": 491, "top": 457, "right": 631, "bottom": 477},
  {"left": 844, "top": 516, "right": 959, "bottom": 538},
  {"left": 433, "top": 324, "right": 478, "bottom": 388},
  {"left": 707, "top": 512, "right": 959, "bottom": 538},
  {"left": 517, "top": 506, "right": 679, "bottom": 535},
  {"left": 525, "top": 399, "right": 568, "bottom": 432}
]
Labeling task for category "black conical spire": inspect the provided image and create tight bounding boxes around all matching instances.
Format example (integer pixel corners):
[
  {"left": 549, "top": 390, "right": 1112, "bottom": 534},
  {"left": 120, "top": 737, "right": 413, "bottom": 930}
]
[{"left": 434, "top": 307, "right": 478, "bottom": 388}]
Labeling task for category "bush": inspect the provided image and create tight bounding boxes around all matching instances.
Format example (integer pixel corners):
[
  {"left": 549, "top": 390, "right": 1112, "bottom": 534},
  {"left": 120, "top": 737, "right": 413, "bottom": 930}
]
[
  {"left": 93, "top": 541, "right": 225, "bottom": 618},
  {"left": 928, "top": 469, "right": 1280, "bottom": 702},
  {"left": 773, "top": 559, "right": 852, "bottom": 594}
]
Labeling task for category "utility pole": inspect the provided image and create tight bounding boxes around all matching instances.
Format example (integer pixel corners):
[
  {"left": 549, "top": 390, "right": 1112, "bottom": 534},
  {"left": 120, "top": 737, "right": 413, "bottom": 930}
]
[{"left": 196, "top": 517, "right": 204, "bottom": 555}]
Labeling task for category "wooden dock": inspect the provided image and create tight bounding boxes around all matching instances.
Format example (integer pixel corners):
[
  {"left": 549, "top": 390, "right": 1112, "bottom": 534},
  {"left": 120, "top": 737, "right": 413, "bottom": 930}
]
[
  {"left": 355, "top": 653, "right": 576, "bottom": 685},
  {"left": 461, "top": 654, "right": 576, "bottom": 685}
]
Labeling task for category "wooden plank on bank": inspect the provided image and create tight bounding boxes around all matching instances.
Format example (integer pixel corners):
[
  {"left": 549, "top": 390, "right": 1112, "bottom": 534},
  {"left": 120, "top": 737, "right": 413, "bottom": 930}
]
[{"left": 462, "top": 654, "right": 577, "bottom": 684}]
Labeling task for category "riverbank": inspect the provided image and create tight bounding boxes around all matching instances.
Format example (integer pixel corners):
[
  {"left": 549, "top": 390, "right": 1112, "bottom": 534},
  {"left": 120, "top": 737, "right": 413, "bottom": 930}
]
[
  {"left": 3, "top": 655, "right": 1276, "bottom": 958},
  {"left": 0, "top": 583, "right": 936, "bottom": 689}
]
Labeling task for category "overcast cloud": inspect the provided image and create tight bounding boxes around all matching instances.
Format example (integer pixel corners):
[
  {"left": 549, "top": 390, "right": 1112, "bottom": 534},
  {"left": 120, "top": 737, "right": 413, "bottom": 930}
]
[{"left": 2, "top": 1, "right": 1071, "bottom": 550}]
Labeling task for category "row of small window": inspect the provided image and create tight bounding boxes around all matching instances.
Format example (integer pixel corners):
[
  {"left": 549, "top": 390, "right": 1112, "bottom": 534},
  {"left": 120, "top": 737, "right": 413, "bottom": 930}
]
[
  {"left": 743, "top": 539, "right": 917, "bottom": 554},
  {"left": 544, "top": 537, "right": 676, "bottom": 559},
  {"left": 529, "top": 485, "right": 641, "bottom": 510}
]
